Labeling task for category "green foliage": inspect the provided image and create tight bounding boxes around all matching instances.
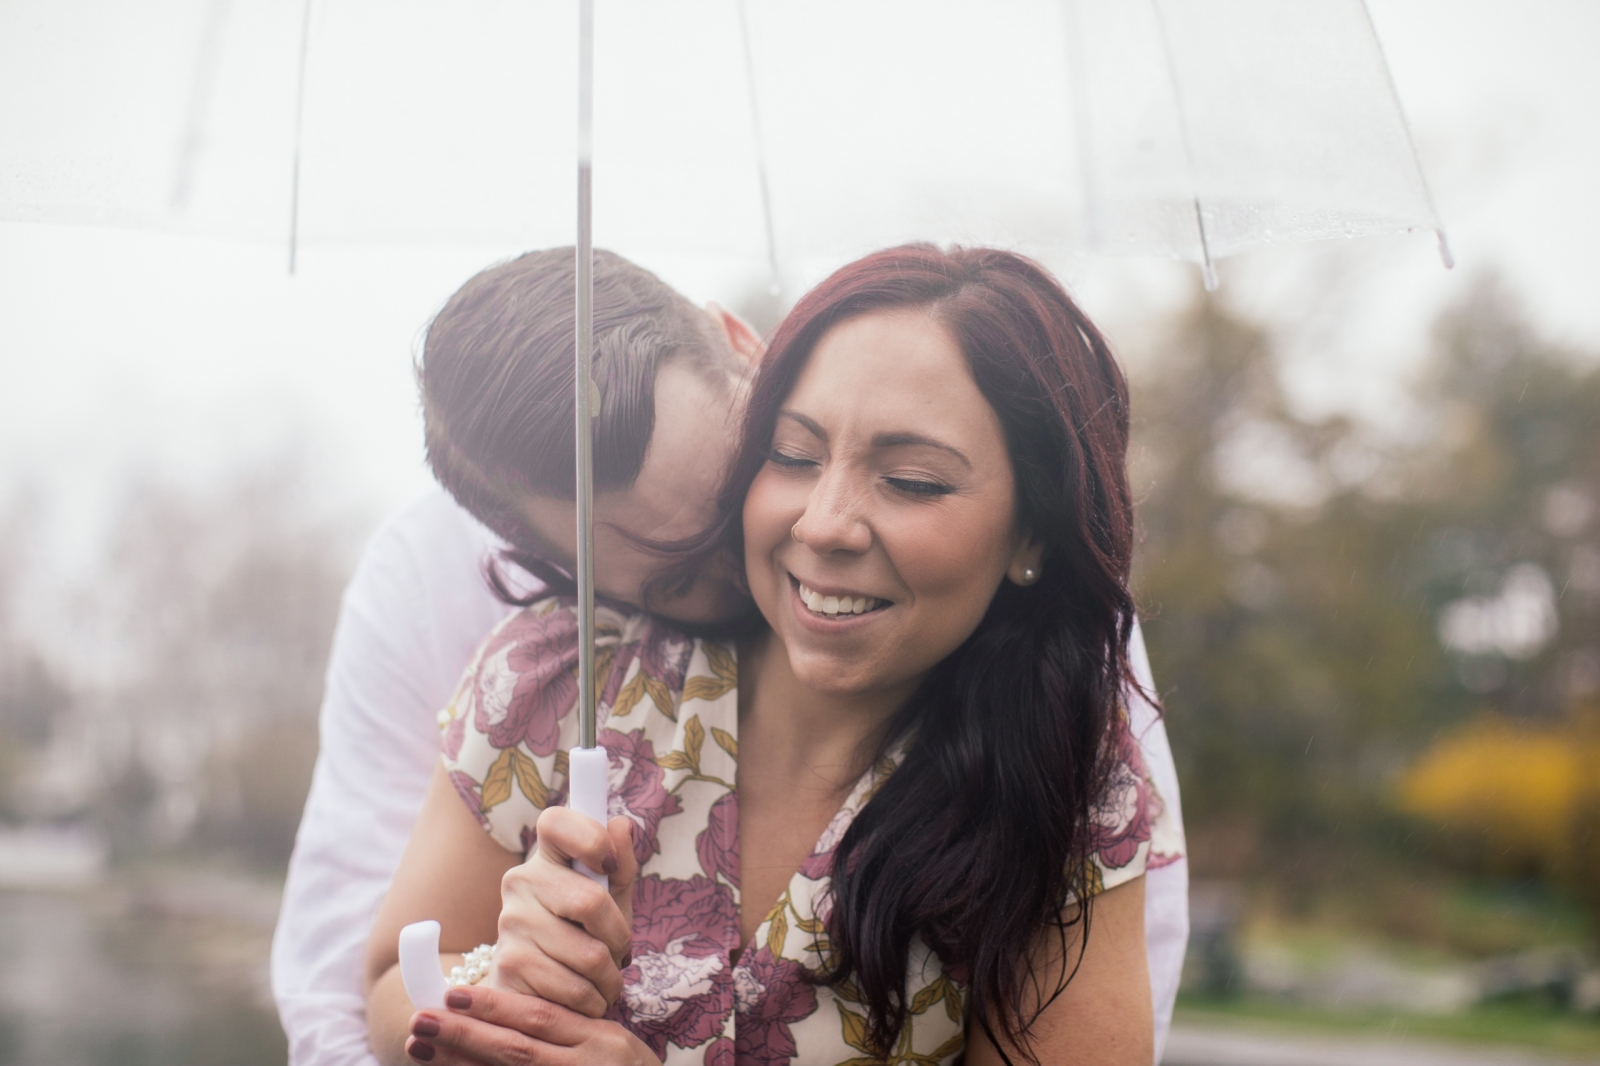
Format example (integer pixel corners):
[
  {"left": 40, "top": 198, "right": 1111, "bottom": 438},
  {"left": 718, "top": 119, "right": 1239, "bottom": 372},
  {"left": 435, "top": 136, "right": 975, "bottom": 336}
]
[
  {"left": 1132, "top": 279, "right": 1600, "bottom": 899},
  {"left": 1176, "top": 997, "right": 1600, "bottom": 1056}
]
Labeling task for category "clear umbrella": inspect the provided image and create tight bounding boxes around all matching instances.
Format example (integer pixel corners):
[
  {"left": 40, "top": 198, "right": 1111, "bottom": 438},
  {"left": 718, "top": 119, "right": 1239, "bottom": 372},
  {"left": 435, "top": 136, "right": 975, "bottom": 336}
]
[
  {"left": 2, "top": 0, "right": 1449, "bottom": 282},
  {"left": 0, "top": 0, "right": 1449, "bottom": 896}
]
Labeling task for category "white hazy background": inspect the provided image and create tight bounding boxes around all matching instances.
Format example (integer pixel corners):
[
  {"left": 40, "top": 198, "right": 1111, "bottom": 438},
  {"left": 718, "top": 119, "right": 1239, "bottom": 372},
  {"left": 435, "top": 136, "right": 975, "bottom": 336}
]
[{"left": 1, "top": 0, "right": 1596, "bottom": 655}]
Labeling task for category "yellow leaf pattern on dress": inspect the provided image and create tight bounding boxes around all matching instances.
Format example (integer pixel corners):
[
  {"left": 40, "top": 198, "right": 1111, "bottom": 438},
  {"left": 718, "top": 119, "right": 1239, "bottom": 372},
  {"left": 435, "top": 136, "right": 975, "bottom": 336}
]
[
  {"left": 480, "top": 747, "right": 515, "bottom": 812},
  {"left": 643, "top": 674, "right": 677, "bottom": 721},
  {"left": 683, "top": 716, "right": 705, "bottom": 774},
  {"left": 711, "top": 726, "right": 738, "bottom": 761},
  {"left": 766, "top": 907, "right": 788, "bottom": 958},
  {"left": 837, "top": 1005, "right": 873, "bottom": 1055},
  {"left": 909, "top": 979, "right": 944, "bottom": 1017},
  {"left": 510, "top": 748, "right": 547, "bottom": 809},
  {"left": 655, "top": 750, "right": 693, "bottom": 771},
  {"left": 683, "top": 639, "right": 737, "bottom": 703},
  {"left": 612, "top": 670, "right": 647, "bottom": 719},
  {"left": 943, "top": 981, "right": 963, "bottom": 1024},
  {"left": 927, "top": 1030, "right": 967, "bottom": 1063}
]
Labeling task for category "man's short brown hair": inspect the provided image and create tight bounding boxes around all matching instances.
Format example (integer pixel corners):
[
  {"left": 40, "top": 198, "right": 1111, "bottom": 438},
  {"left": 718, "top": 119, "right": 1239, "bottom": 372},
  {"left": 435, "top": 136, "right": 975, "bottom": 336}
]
[{"left": 419, "top": 247, "right": 738, "bottom": 558}]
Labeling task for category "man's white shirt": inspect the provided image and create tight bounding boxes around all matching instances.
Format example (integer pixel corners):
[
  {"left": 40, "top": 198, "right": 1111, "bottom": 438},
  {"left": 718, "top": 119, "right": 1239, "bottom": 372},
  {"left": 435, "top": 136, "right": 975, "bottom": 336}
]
[{"left": 270, "top": 488, "right": 1189, "bottom": 1064}]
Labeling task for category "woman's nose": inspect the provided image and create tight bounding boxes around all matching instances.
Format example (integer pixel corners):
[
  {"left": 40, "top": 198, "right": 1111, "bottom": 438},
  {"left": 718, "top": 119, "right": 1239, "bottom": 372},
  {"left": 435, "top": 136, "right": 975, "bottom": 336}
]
[{"left": 792, "top": 469, "right": 872, "bottom": 555}]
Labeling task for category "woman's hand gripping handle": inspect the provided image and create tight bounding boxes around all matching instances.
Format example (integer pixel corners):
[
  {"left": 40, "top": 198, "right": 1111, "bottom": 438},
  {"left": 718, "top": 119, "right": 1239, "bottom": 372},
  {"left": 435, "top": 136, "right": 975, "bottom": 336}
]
[{"left": 486, "top": 748, "right": 638, "bottom": 1019}]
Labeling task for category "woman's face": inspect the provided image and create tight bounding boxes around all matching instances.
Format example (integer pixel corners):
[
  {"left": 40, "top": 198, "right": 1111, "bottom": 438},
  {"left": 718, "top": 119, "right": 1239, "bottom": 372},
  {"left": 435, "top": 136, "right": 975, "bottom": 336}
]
[{"left": 743, "top": 309, "right": 1039, "bottom": 699}]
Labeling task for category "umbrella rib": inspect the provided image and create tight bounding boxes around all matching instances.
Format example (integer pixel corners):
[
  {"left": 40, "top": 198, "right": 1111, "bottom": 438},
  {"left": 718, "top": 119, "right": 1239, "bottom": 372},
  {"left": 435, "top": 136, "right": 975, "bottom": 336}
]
[
  {"left": 287, "top": 0, "right": 315, "bottom": 274},
  {"left": 170, "top": 0, "right": 232, "bottom": 215},
  {"left": 1355, "top": 0, "right": 1454, "bottom": 270},
  {"left": 1060, "top": 0, "right": 1102, "bottom": 250},
  {"left": 735, "top": 0, "right": 782, "bottom": 299},
  {"left": 1148, "top": 0, "right": 1217, "bottom": 290}
]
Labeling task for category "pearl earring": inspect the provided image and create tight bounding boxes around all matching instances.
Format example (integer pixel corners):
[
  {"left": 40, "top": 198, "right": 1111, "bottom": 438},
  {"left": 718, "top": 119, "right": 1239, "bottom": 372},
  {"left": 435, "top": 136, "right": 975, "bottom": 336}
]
[{"left": 1021, "top": 566, "right": 1038, "bottom": 584}]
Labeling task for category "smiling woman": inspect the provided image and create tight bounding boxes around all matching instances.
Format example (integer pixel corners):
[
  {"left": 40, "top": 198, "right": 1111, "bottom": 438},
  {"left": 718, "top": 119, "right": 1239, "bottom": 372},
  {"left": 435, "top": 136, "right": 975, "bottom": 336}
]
[
  {"left": 743, "top": 308, "right": 1040, "bottom": 703},
  {"left": 696, "top": 245, "right": 1172, "bottom": 1064},
  {"left": 364, "top": 245, "right": 1180, "bottom": 1066}
]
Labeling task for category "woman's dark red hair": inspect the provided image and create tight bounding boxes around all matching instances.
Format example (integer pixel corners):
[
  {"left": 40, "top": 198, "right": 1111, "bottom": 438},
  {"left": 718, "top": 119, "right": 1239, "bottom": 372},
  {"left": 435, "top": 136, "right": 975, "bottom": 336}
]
[{"left": 703, "top": 244, "right": 1139, "bottom": 1058}]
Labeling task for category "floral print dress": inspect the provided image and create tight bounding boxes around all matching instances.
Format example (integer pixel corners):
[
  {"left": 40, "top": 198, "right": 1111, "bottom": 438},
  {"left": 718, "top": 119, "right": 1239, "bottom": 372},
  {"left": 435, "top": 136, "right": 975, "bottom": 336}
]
[{"left": 440, "top": 597, "right": 1184, "bottom": 1066}]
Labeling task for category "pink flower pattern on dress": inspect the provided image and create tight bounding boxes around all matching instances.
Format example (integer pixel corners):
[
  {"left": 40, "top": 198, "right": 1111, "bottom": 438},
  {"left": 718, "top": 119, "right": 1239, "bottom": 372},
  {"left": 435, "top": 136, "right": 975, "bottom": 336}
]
[
  {"left": 732, "top": 947, "right": 817, "bottom": 1066},
  {"left": 1088, "top": 717, "right": 1154, "bottom": 870},
  {"left": 441, "top": 709, "right": 466, "bottom": 762},
  {"left": 619, "top": 875, "right": 739, "bottom": 1057},
  {"left": 440, "top": 599, "right": 1181, "bottom": 1065},
  {"left": 600, "top": 615, "right": 694, "bottom": 713},
  {"left": 697, "top": 792, "right": 739, "bottom": 888},
  {"left": 601, "top": 726, "right": 684, "bottom": 866},
  {"left": 447, "top": 770, "right": 488, "bottom": 830},
  {"left": 472, "top": 608, "right": 579, "bottom": 756},
  {"left": 798, "top": 804, "right": 852, "bottom": 881}
]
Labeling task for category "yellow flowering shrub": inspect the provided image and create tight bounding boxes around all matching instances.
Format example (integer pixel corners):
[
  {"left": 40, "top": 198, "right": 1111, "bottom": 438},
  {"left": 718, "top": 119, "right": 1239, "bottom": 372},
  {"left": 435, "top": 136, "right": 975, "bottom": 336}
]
[{"left": 1399, "top": 713, "right": 1600, "bottom": 878}]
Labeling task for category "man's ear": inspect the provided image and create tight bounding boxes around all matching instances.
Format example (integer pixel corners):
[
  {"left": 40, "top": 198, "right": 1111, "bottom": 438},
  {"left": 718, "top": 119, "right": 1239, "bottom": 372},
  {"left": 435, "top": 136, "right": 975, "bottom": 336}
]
[{"left": 705, "top": 301, "right": 766, "bottom": 364}]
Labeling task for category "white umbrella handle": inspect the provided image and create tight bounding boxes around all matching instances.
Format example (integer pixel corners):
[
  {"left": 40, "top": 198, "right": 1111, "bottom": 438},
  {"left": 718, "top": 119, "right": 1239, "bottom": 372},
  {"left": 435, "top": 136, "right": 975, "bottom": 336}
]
[
  {"left": 396, "top": 751, "right": 606, "bottom": 1010},
  {"left": 398, "top": 919, "right": 448, "bottom": 1010},
  {"left": 568, "top": 746, "right": 610, "bottom": 888}
]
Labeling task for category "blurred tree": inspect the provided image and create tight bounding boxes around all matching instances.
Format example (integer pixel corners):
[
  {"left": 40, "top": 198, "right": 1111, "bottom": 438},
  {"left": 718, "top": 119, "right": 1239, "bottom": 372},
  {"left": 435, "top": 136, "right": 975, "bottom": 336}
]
[
  {"left": 1132, "top": 276, "right": 1600, "bottom": 911},
  {"left": 1133, "top": 288, "right": 1442, "bottom": 881},
  {"left": 82, "top": 460, "right": 360, "bottom": 865},
  {"left": 0, "top": 488, "right": 75, "bottom": 820},
  {"left": 1409, "top": 281, "right": 1600, "bottom": 719}
]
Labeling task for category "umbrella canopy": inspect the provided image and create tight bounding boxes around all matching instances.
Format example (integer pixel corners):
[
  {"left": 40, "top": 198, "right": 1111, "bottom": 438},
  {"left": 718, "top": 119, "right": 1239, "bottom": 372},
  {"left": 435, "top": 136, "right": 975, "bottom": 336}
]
[{"left": 1, "top": 0, "right": 1448, "bottom": 286}]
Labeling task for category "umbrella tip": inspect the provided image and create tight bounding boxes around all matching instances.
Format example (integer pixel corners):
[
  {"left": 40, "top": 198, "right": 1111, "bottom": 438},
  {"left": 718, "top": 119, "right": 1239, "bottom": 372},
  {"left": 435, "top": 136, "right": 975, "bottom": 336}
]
[{"left": 1436, "top": 230, "right": 1456, "bottom": 270}]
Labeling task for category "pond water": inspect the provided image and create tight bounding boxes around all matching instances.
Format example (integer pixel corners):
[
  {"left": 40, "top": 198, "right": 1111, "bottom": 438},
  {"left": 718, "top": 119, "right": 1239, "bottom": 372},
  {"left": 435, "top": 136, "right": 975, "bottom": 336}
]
[{"left": 0, "top": 868, "right": 287, "bottom": 1066}]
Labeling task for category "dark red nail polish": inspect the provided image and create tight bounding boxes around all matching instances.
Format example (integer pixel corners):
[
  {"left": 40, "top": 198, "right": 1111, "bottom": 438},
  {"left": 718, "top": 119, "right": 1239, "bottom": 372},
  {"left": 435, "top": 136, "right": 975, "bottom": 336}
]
[
  {"left": 411, "top": 1014, "right": 440, "bottom": 1038},
  {"left": 602, "top": 851, "right": 619, "bottom": 876},
  {"left": 408, "top": 1038, "right": 436, "bottom": 1062},
  {"left": 446, "top": 987, "right": 473, "bottom": 1010},
  {"left": 621, "top": 949, "right": 633, "bottom": 968}
]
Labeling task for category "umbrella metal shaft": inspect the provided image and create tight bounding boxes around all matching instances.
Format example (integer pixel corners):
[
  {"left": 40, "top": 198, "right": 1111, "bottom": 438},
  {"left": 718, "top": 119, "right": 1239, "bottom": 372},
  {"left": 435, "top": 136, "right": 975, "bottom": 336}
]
[{"left": 575, "top": 0, "right": 596, "bottom": 751}]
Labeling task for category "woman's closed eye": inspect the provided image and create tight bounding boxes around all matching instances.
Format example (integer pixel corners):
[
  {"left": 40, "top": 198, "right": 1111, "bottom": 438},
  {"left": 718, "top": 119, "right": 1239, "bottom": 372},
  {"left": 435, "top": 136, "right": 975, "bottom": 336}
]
[
  {"left": 884, "top": 475, "right": 954, "bottom": 497},
  {"left": 767, "top": 447, "right": 818, "bottom": 470}
]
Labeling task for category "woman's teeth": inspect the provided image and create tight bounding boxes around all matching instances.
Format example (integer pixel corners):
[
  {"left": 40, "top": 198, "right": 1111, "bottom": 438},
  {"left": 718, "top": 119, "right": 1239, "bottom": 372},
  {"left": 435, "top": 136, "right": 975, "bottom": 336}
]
[{"left": 798, "top": 582, "right": 881, "bottom": 617}]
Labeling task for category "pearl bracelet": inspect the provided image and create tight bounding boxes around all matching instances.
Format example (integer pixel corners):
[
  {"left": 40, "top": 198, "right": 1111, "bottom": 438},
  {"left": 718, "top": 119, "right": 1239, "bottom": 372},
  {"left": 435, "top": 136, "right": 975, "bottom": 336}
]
[{"left": 447, "top": 942, "right": 496, "bottom": 987}]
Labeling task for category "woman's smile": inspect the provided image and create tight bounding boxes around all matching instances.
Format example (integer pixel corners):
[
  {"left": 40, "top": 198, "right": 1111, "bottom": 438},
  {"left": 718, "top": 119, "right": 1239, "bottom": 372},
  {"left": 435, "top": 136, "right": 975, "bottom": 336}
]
[{"left": 790, "top": 574, "right": 891, "bottom": 622}]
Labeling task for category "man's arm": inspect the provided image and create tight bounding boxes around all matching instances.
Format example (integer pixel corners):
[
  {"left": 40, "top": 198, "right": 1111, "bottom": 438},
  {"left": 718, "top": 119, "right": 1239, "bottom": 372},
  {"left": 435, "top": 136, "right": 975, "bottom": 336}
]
[
  {"left": 1127, "top": 618, "right": 1189, "bottom": 1065},
  {"left": 270, "top": 490, "right": 518, "bottom": 1066}
]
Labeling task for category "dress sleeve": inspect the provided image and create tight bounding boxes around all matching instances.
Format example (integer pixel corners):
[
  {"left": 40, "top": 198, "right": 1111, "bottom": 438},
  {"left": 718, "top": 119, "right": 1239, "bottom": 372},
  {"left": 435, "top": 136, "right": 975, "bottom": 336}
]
[
  {"left": 1082, "top": 707, "right": 1186, "bottom": 898},
  {"left": 438, "top": 596, "right": 628, "bottom": 856}
]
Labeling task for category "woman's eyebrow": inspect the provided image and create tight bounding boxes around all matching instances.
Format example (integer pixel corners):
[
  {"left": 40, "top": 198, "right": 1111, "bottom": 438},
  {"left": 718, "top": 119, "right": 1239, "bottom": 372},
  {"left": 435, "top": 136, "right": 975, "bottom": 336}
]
[
  {"left": 777, "top": 409, "right": 826, "bottom": 440},
  {"left": 778, "top": 411, "right": 972, "bottom": 470},
  {"left": 872, "top": 431, "right": 972, "bottom": 470}
]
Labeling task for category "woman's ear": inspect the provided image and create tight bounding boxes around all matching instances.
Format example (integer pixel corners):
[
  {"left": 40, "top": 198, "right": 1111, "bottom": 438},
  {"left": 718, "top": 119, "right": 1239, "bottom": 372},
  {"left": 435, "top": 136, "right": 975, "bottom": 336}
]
[
  {"left": 1007, "top": 537, "right": 1046, "bottom": 587},
  {"left": 705, "top": 301, "right": 766, "bottom": 364}
]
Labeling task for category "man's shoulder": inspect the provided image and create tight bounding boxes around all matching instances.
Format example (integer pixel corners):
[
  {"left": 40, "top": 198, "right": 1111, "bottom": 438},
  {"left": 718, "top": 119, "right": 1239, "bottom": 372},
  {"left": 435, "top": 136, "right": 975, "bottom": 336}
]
[
  {"left": 365, "top": 487, "right": 505, "bottom": 570},
  {"left": 340, "top": 487, "right": 517, "bottom": 659}
]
